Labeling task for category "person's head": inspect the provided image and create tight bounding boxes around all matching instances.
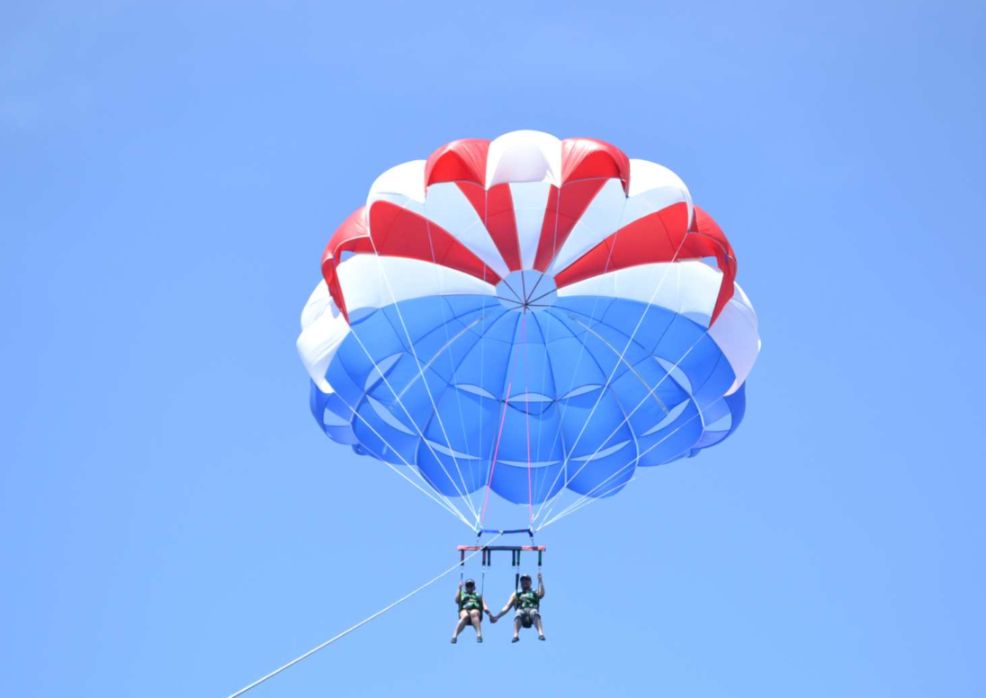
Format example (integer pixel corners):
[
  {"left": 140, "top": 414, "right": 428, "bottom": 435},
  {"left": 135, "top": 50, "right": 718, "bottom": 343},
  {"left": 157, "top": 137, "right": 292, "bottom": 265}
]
[
  {"left": 464, "top": 579, "right": 476, "bottom": 592},
  {"left": 520, "top": 574, "right": 532, "bottom": 590}
]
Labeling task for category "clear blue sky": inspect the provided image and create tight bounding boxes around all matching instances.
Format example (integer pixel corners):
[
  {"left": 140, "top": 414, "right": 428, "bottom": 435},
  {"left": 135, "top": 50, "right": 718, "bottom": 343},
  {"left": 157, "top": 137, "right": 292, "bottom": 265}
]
[{"left": 2, "top": 1, "right": 984, "bottom": 696}]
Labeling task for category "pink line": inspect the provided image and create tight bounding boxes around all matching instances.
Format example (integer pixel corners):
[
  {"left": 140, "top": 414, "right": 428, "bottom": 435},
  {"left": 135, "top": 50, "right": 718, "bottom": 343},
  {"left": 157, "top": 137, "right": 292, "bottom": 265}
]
[
  {"left": 521, "top": 313, "right": 534, "bottom": 526},
  {"left": 479, "top": 381, "right": 511, "bottom": 526},
  {"left": 526, "top": 387, "right": 533, "bottom": 526}
]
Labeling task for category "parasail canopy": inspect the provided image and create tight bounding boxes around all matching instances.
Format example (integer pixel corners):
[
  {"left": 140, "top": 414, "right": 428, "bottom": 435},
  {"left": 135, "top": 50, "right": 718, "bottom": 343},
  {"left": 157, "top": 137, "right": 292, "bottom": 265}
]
[{"left": 298, "top": 130, "right": 760, "bottom": 531}]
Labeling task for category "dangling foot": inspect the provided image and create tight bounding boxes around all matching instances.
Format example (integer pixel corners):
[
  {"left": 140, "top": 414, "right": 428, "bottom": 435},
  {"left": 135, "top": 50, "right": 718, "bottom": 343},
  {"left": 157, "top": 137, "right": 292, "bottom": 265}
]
[
  {"left": 511, "top": 636, "right": 519, "bottom": 643},
  {"left": 538, "top": 634, "right": 546, "bottom": 641},
  {"left": 450, "top": 637, "right": 457, "bottom": 644},
  {"left": 476, "top": 636, "right": 483, "bottom": 643}
]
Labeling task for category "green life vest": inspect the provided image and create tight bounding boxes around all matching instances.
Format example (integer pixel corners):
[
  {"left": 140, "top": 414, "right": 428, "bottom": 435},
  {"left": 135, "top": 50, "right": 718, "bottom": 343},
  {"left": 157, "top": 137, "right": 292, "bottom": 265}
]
[
  {"left": 459, "top": 590, "right": 482, "bottom": 611},
  {"left": 517, "top": 589, "right": 539, "bottom": 610}
]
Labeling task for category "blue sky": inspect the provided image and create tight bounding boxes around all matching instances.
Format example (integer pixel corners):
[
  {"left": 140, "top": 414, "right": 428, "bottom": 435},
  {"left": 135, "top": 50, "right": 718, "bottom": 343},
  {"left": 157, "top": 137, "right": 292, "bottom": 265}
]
[{"left": 2, "top": 1, "right": 984, "bottom": 696}]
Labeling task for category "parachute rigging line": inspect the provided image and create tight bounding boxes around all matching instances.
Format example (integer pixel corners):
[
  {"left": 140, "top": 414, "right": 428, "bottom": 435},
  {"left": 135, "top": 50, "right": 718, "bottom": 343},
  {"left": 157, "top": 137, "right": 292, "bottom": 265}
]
[
  {"left": 527, "top": 189, "right": 631, "bottom": 515},
  {"left": 521, "top": 310, "right": 534, "bottom": 528},
  {"left": 342, "top": 313, "right": 479, "bottom": 523},
  {"left": 364, "top": 236, "right": 482, "bottom": 521},
  {"left": 223, "top": 536, "right": 501, "bottom": 698},
  {"left": 534, "top": 298, "right": 713, "bottom": 527},
  {"left": 532, "top": 232, "right": 690, "bottom": 525},
  {"left": 479, "top": 381, "right": 512, "bottom": 527},
  {"left": 330, "top": 384, "right": 474, "bottom": 529},
  {"left": 539, "top": 384, "right": 715, "bottom": 529}
]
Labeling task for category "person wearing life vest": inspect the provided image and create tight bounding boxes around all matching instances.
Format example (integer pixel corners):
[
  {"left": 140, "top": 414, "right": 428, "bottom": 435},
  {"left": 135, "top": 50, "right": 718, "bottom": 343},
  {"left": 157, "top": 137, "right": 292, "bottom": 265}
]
[
  {"left": 492, "top": 573, "right": 545, "bottom": 642},
  {"left": 451, "top": 578, "right": 494, "bottom": 644}
]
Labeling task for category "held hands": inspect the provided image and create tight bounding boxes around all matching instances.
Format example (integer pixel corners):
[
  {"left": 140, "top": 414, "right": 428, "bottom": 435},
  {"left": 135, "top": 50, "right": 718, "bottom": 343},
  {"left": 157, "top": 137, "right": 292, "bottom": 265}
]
[{"left": 487, "top": 610, "right": 498, "bottom": 624}]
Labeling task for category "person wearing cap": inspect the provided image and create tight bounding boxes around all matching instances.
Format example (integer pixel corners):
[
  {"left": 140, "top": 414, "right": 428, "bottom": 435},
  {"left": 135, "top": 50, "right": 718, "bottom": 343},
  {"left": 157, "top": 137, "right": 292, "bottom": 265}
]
[
  {"left": 451, "top": 578, "right": 494, "bottom": 643},
  {"left": 492, "top": 573, "right": 545, "bottom": 642}
]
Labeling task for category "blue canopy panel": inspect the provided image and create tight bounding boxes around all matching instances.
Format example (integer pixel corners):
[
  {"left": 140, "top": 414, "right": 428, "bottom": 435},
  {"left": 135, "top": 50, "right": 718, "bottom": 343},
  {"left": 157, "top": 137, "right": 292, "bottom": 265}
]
[{"left": 309, "top": 293, "right": 744, "bottom": 506}]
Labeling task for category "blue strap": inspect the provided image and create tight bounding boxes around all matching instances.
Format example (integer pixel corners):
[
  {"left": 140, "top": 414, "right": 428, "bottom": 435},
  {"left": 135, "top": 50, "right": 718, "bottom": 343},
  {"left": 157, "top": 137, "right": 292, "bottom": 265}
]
[{"left": 476, "top": 528, "right": 534, "bottom": 537}]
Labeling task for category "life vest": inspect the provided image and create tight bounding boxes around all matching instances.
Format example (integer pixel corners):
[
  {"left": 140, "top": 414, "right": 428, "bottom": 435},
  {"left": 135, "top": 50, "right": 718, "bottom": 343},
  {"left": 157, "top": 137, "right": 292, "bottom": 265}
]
[
  {"left": 459, "top": 590, "right": 482, "bottom": 611},
  {"left": 516, "top": 588, "right": 539, "bottom": 610}
]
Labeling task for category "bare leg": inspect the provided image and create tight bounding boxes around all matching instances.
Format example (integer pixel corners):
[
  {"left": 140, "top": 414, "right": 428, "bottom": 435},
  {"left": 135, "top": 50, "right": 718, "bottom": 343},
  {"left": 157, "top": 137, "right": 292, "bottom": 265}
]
[
  {"left": 451, "top": 610, "right": 470, "bottom": 642},
  {"left": 469, "top": 610, "right": 483, "bottom": 641},
  {"left": 512, "top": 616, "right": 521, "bottom": 642},
  {"left": 535, "top": 615, "right": 545, "bottom": 640}
]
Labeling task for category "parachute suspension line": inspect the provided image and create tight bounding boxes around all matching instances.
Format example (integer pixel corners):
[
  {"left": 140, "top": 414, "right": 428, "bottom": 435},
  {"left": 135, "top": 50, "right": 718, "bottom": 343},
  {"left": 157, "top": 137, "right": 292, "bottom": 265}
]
[
  {"left": 393, "top": 317, "right": 486, "bottom": 403},
  {"left": 223, "top": 536, "right": 502, "bottom": 698},
  {"left": 533, "top": 239, "right": 686, "bottom": 524},
  {"left": 390, "top": 314, "right": 491, "bottom": 514},
  {"left": 529, "top": 330, "right": 624, "bottom": 528},
  {"left": 364, "top": 242, "right": 482, "bottom": 523},
  {"left": 421, "top": 217, "right": 487, "bottom": 520},
  {"left": 477, "top": 192, "right": 491, "bottom": 532},
  {"left": 530, "top": 192, "right": 632, "bottom": 514},
  {"left": 458, "top": 531, "right": 487, "bottom": 596},
  {"left": 539, "top": 385, "right": 714, "bottom": 529},
  {"left": 527, "top": 313, "right": 553, "bottom": 523},
  {"left": 536, "top": 266, "right": 719, "bottom": 529},
  {"left": 526, "top": 185, "right": 561, "bottom": 306},
  {"left": 540, "top": 418, "right": 698, "bottom": 529},
  {"left": 332, "top": 390, "right": 473, "bottom": 528},
  {"left": 479, "top": 381, "right": 512, "bottom": 527},
  {"left": 344, "top": 267, "right": 480, "bottom": 524},
  {"left": 514, "top": 548, "right": 520, "bottom": 593},
  {"left": 521, "top": 311, "right": 535, "bottom": 527},
  {"left": 535, "top": 311, "right": 711, "bottom": 527},
  {"left": 477, "top": 274, "right": 486, "bottom": 528},
  {"left": 539, "top": 475, "right": 637, "bottom": 529},
  {"left": 413, "top": 306, "right": 515, "bottom": 526},
  {"left": 478, "top": 530, "right": 487, "bottom": 597},
  {"left": 343, "top": 326, "right": 479, "bottom": 523},
  {"left": 363, "top": 447, "right": 472, "bottom": 529},
  {"left": 535, "top": 323, "right": 712, "bottom": 527},
  {"left": 533, "top": 232, "right": 690, "bottom": 525}
]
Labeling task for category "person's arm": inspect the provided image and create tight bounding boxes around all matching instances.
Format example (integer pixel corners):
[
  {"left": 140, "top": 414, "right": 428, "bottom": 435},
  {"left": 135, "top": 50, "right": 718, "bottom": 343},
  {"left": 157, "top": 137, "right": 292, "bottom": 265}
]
[
  {"left": 483, "top": 597, "right": 496, "bottom": 622},
  {"left": 537, "top": 573, "right": 545, "bottom": 599},
  {"left": 495, "top": 592, "right": 517, "bottom": 620},
  {"left": 454, "top": 584, "right": 462, "bottom": 605}
]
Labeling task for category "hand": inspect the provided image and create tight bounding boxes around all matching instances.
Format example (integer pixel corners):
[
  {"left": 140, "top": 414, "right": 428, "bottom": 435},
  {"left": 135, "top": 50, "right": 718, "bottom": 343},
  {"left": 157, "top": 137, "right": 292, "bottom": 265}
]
[
  {"left": 537, "top": 573, "right": 542, "bottom": 580},
  {"left": 489, "top": 613, "right": 497, "bottom": 624}
]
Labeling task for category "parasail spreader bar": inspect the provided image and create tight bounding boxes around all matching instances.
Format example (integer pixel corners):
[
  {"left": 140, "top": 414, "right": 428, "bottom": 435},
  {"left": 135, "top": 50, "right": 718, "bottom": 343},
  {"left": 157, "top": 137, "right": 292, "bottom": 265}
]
[
  {"left": 456, "top": 545, "right": 546, "bottom": 552},
  {"left": 458, "top": 544, "right": 545, "bottom": 568},
  {"left": 475, "top": 527, "right": 534, "bottom": 536}
]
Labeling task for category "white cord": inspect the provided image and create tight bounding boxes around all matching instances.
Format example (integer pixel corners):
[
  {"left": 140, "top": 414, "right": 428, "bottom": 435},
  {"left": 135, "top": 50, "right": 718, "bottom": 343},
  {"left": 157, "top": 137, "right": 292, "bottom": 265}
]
[{"left": 223, "top": 537, "right": 499, "bottom": 698}]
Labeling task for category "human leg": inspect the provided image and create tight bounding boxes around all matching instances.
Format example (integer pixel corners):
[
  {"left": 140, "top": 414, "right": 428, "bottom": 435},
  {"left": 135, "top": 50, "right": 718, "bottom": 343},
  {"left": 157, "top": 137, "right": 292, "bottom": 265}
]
[
  {"left": 451, "top": 610, "right": 470, "bottom": 643},
  {"left": 469, "top": 609, "right": 483, "bottom": 641}
]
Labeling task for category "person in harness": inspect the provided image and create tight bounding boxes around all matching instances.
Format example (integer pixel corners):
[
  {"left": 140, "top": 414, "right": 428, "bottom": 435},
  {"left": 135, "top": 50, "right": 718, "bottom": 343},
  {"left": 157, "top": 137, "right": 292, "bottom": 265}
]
[
  {"left": 492, "top": 572, "right": 545, "bottom": 642},
  {"left": 451, "top": 578, "right": 494, "bottom": 643}
]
